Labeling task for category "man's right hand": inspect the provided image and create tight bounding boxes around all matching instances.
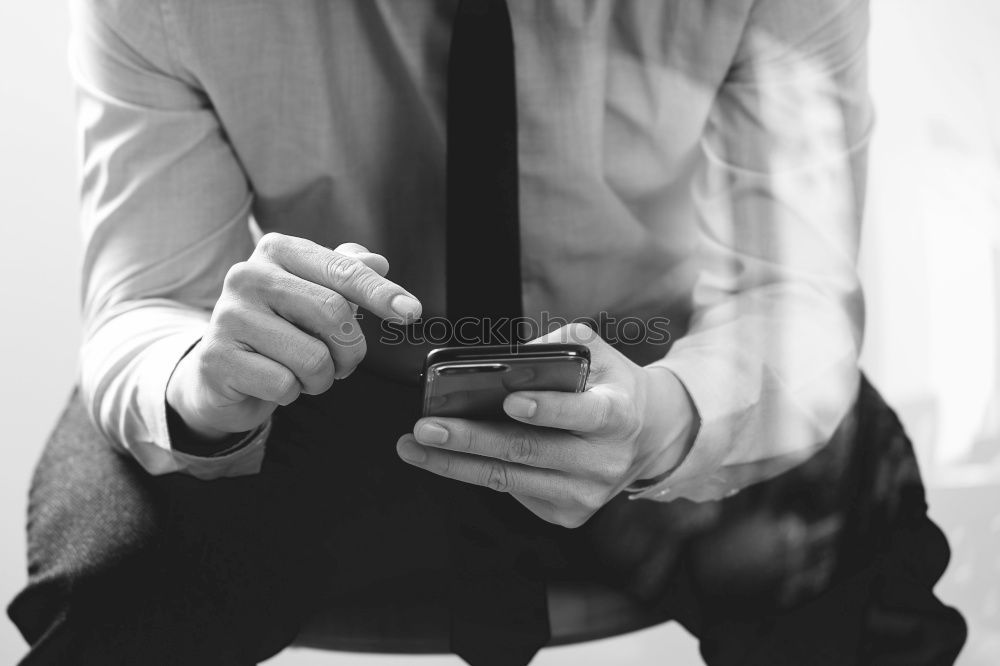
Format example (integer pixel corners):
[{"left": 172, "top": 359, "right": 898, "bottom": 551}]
[{"left": 166, "top": 232, "right": 422, "bottom": 442}]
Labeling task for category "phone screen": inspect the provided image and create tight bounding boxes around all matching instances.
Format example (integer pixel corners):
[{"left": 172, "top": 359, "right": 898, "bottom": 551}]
[{"left": 421, "top": 344, "right": 590, "bottom": 420}]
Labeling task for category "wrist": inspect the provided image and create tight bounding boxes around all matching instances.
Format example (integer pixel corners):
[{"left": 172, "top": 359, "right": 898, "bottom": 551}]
[
  {"left": 165, "top": 354, "right": 231, "bottom": 444},
  {"left": 635, "top": 366, "right": 699, "bottom": 482}
]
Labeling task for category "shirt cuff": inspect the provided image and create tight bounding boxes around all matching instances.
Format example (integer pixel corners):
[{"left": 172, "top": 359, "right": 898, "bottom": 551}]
[
  {"left": 130, "top": 332, "right": 269, "bottom": 479},
  {"left": 629, "top": 350, "right": 745, "bottom": 503},
  {"left": 169, "top": 420, "right": 270, "bottom": 480}
]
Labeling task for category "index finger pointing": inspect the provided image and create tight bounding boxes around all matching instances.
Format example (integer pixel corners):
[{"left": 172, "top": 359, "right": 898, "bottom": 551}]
[{"left": 256, "top": 233, "right": 422, "bottom": 322}]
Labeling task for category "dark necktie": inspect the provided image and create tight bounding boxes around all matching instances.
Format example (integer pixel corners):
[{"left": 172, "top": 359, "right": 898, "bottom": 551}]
[{"left": 445, "top": 0, "right": 551, "bottom": 664}]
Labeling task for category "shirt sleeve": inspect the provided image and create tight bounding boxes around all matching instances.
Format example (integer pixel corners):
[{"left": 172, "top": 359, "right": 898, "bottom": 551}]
[
  {"left": 70, "top": 0, "right": 267, "bottom": 478},
  {"left": 638, "top": 0, "right": 873, "bottom": 502}
]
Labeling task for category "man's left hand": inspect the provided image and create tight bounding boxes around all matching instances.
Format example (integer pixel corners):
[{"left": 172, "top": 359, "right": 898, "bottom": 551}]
[{"left": 396, "top": 323, "right": 697, "bottom": 527}]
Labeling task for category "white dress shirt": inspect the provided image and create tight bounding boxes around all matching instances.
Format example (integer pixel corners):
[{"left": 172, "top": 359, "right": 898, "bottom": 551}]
[{"left": 71, "top": 0, "right": 873, "bottom": 499}]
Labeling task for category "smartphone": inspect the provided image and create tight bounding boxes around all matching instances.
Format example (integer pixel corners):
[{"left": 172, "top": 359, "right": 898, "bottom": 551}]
[{"left": 421, "top": 343, "right": 591, "bottom": 420}]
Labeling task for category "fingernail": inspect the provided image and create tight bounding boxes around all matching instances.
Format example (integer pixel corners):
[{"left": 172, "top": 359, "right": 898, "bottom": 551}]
[
  {"left": 415, "top": 422, "right": 449, "bottom": 445},
  {"left": 505, "top": 395, "right": 537, "bottom": 418},
  {"left": 390, "top": 294, "right": 421, "bottom": 319},
  {"left": 398, "top": 439, "right": 428, "bottom": 464}
]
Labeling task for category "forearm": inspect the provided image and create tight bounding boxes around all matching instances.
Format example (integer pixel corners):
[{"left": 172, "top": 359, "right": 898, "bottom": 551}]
[
  {"left": 627, "top": 0, "right": 871, "bottom": 503},
  {"left": 639, "top": 298, "right": 860, "bottom": 502},
  {"left": 73, "top": 0, "right": 268, "bottom": 478}
]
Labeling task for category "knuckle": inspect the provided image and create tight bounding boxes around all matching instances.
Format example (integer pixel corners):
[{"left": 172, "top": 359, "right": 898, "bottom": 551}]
[
  {"left": 321, "top": 291, "right": 352, "bottom": 321},
  {"left": 299, "top": 339, "right": 334, "bottom": 379},
  {"left": 482, "top": 463, "right": 514, "bottom": 493},
  {"left": 195, "top": 336, "right": 227, "bottom": 375},
  {"left": 210, "top": 297, "right": 244, "bottom": 331},
  {"left": 223, "top": 261, "right": 253, "bottom": 293},
  {"left": 325, "top": 253, "right": 368, "bottom": 287},
  {"left": 599, "top": 392, "right": 632, "bottom": 433},
  {"left": 256, "top": 264, "right": 287, "bottom": 297},
  {"left": 440, "top": 452, "right": 454, "bottom": 477},
  {"left": 269, "top": 369, "right": 299, "bottom": 401},
  {"left": 593, "top": 395, "right": 615, "bottom": 430},
  {"left": 455, "top": 425, "right": 476, "bottom": 454},
  {"left": 353, "top": 270, "right": 389, "bottom": 305},
  {"left": 505, "top": 432, "right": 539, "bottom": 465}
]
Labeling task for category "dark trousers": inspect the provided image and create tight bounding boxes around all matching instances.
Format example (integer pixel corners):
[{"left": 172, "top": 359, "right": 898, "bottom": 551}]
[{"left": 9, "top": 373, "right": 967, "bottom": 665}]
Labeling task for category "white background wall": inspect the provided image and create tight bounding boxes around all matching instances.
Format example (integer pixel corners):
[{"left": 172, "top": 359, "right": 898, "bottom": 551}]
[
  {"left": 0, "top": 3, "right": 84, "bottom": 662},
  {"left": 1, "top": 2, "right": 996, "bottom": 664}
]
